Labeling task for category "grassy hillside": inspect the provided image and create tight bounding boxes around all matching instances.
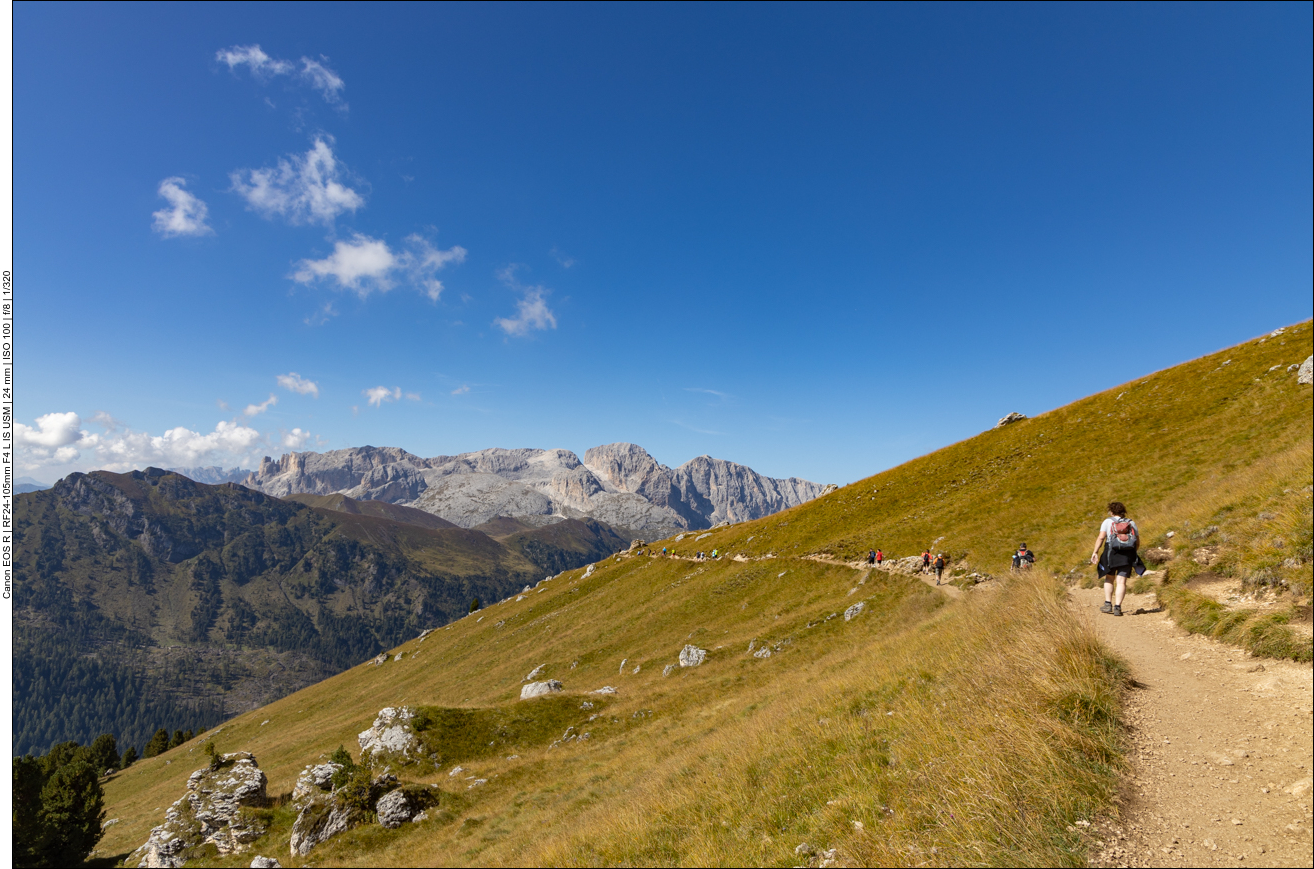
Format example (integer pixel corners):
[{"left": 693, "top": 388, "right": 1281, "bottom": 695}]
[{"left": 93, "top": 323, "right": 1311, "bottom": 866}]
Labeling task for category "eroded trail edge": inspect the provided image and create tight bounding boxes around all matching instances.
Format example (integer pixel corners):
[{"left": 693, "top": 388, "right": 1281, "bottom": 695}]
[{"left": 1071, "top": 586, "right": 1313, "bottom": 867}]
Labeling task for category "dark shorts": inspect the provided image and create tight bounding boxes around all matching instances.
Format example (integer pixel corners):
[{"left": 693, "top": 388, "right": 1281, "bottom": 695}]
[{"left": 1101, "top": 567, "right": 1132, "bottom": 579}]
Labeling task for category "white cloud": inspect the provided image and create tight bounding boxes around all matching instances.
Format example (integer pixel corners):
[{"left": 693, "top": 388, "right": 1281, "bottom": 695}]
[
  {"left": 152, "top": 177, "right": 213, "bottom": 238},
  {"left": 404, "top": 392, "right": 422, "bottom": 401},
  {"left": 281, "top": 427, "right": 311, "bottom": 449},
  {"left": 277, "top": 372, "right": 320, "bottom": 397},
  {"left": 217, "top": 44, "right": 345, "bottom": 106},
  {"left": 404, "top": 234, "right": 468, "bottom": 301},
  {"left": 293, "top": 234, "right": 396, "bottom": 295},
  {"left": 451, "top": 385, "right": 470, "bottom": 395},
  {"left": 363, "top": 386, "right": 401, "bottom": 407},
  {"left": 299, "top": 57, "right": 345, "bottom": 104},
  {"left": 16, "top": 412, "right": 85, "bottom": 463},
  {"left": 15, "top": 414, "right": 272, "bottom": 474},
  {"left": 494, "top": 265, "right": 558, "bottom": 337},
  {"left": 244, "top": 394, "right": 278, "bottom": 417},
  {"left": 292, "top": 233, "right": 465, "bottom": 300},
  {"left": 230, "top": 137, "right": 364, "bottom": 226}
]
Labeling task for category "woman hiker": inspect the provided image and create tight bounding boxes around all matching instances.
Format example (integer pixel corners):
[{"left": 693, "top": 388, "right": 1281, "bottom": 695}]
[{"left": 1090, "top": 500, "right": 1140, "bottom": 617}]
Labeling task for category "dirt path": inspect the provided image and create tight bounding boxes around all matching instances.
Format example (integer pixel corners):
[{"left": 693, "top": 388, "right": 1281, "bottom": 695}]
[{"left": 1071, "top": 586, "right": 1313, "bottom": 867}]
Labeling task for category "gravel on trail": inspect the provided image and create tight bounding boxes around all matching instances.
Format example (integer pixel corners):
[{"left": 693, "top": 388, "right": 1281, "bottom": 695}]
[{"left": 1072, "top": 586, "right": 1313, "bottom": 868}]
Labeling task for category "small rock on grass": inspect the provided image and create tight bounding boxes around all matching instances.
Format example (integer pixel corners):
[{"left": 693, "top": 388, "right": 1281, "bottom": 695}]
[
  {"left": 679, "top": 645, "right": 707, "bottom": 667},
  {"left": 520, "top": 680, "right": 563, "bottom": 700}
]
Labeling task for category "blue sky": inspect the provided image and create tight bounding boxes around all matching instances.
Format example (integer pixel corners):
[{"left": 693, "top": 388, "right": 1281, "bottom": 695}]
[{"left": 15, "top": 2, "right": 1313, "bottom": 485}]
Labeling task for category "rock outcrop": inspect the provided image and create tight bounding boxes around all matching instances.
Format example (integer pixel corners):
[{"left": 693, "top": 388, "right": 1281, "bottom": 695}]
[
  {"left": 995, "top": 412, "right": 1027, "bottom": 428},
  {"left": 358, "top": 707, "right": 421, "bottom": 763},
  {"left": 242, "top": 443, "right": 824, "bottom": 538},
  {"left": 1298, "top": 355, "right": 1312, "bottom": 385},
  {"left": 132, "top": 753, "right": 268, "bottom": 868}
]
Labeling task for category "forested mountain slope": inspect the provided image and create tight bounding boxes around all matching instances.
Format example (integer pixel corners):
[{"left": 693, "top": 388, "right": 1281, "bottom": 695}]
[{"left": 13, "top": 471, "right": 628, "bottom": 756}]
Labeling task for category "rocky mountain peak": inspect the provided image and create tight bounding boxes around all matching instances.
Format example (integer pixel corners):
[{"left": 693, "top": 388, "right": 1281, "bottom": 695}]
[{"left": 243, "top": 442, "right": 825, "bottom": 538}]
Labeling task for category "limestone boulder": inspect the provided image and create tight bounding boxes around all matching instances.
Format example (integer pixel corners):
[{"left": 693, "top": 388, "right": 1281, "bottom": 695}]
[
  {"left": 679, "top": 645, "right": 707, "bottom": 668},
  {"left": 375, "top": 789, "right": 418, "bottom": 829},
  {"left": 521, "top": 680, "right": 564, "bottom": 700},
  {"left": 358, "top": 707, "right": 421, "bottom": 763},
  {"left": 1298, "top": 355, "right": 1312, "bottom": 385}
]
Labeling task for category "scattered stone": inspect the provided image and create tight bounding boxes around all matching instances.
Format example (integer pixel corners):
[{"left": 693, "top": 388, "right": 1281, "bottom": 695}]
[
  {"left": 393, "top": 652, "right": 404, "bottom": 662},
  {"left": 449, "top": 765, "right": 465, "bottom": 776},
  {"left": 619, "top": 658, "right": 628, "bottom": 674},
  {"left": 995, "top": 412, "right": 1027, "bottom": 428},
  {"left": 520, "top": 680, "right": 564, "bottom": 700},
  {"left": 819, "top": 483, "right": 839, "bottom": 496},
  {"left": 590, "top": 686, "right": 618, "bottom": 695},
  {"left": 753, "top": 647, "right": 772, "bottom": 659},
  {"left": 632, "top": 664, "right": 641, "bottom": 674},
  {"left": 250, "top": 858, "right": 282, "bottom": 868},
  {"left": 795, "top": 843, "right": 816, "bottom": 856},
  {"left": 259, "top": 720, "right": 269, "bottom": 727},
  {"left": 467, "top": 778, "right": 487, "bottom": 789},
  {"left": 525, "top": 664, "right": 545, "bottom": 682},
  {"left": 412, "top": 811, "right": 428, "bottom": 824},
  {"left": 131, "top": 753, "right": 268, "bottom": 868},
  {"left": 417, "top": 628, "right": 435, "bottom": 642},
  {"left": 1298, "top": 356, "right": 1313, "bottom": 385},
  {"left": 696, "top": 532, "right": 712, "bottom": 541},
  {"left": 844, "top": 602, "right": 866, "bottom": 621},
  {"left": 584, "top": 564, "right": 595, "bottom": 578},
  {"left": 358, "top": 707, "right": 420, "bottom": 763},
  {"left": 1166, "top": 530, "right": 1176, "bottom": 538},
  {"left": 370, "top": 653, "right": 387, "bottom": 667},
  {"left": 679, "top": 645, "right": 707, "bottom": 667},
  {"left": 662, "top": 664, "right": 675, "bottom": 677}
]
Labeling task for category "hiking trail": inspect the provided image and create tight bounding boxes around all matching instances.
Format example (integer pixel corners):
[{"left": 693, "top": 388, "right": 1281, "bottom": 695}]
[{"left": 1071, "top": 585, "right": 1313, "bottom": 867}]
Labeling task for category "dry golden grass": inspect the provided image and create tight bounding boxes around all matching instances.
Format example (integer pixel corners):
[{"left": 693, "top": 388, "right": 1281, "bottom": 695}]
[{"left": 93, "top": 322, "right": 1311, "bottom": 866}]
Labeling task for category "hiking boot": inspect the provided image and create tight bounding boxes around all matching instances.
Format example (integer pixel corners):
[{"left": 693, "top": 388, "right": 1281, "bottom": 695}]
[
  {"left": 1113, "top": 605, "right": 1123, "bottom": 617},
  {"left": 1100, "top": 601, "right": 1113, "bottom": 614}
]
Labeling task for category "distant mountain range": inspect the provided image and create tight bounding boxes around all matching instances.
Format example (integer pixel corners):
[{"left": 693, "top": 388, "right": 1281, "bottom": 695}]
[
  {"left": 242, "top": 442, "right": 828, "bottom": 538},
  {"left": 12, "top": 469, "right": 626, "bottom": 755}
]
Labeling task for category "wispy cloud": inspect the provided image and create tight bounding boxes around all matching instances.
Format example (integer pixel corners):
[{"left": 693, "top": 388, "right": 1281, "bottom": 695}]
[
  {"left": 292, "top": 233, "right": 465, "bottom": 299},
  {"left": 277, "top": 372, "right": 320, "bottom": 397},
  {"left": 363, "top": 386, "right": 401, "bottom": 407},
  {"left": 493, "top": 266, "right": 558, "bottom": 337},
  {"left": 451, "top": 385, "right": 470, "bottom": 395},
  {"left": 243, "top": 394, "right": 278, "bottom": 417},
  {"left": 684, "top": 387, "right": 728, "bottom": 399},
  {"left": 231, "top": 137, "right": 364, "bottom": 226},
  {"left": 152, "top": 177, "right": 213, "bottom": 238},
  {"left": 550, "top": 246, "right": 575, "bottom": 268},
  {"left": 217, "top": 44, "right": 346, "bottom": 106}
]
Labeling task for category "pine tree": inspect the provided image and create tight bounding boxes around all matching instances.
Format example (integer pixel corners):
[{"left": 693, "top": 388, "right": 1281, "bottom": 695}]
[
  {"left": 470, "top": 597, "right": 481, "bottom": 613},
  {"left": 13, "top": 756, "right": 46, "bottom": 867},
  {"left": 168, "top": 729, "right": 185, "bottom": 749},
  {"left": 143, "top": 728, "right": 170, "bottom": 758},
  {"left": 37, "top": 758, "right": 104, "bottom": 866},
  {"left": 120, "top": 745, "right": 138, "bottom": 768},
  {"left": 88, "top": 733, "right": 118, "bottom": 775}
]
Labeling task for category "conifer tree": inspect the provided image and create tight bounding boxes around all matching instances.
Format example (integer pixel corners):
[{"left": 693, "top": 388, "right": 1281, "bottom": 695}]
[
  {"left": 37, "top": 757, "right": 104, "bottom": 865},
  {"left": 88, "top": 733, "right": 119, "bottom": 774},
  {"left": 120, "top": 745, "right": 138, "bottom": 768},
  {"left": 143, "top": 728, "right": 170, "bottom": 758}
]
